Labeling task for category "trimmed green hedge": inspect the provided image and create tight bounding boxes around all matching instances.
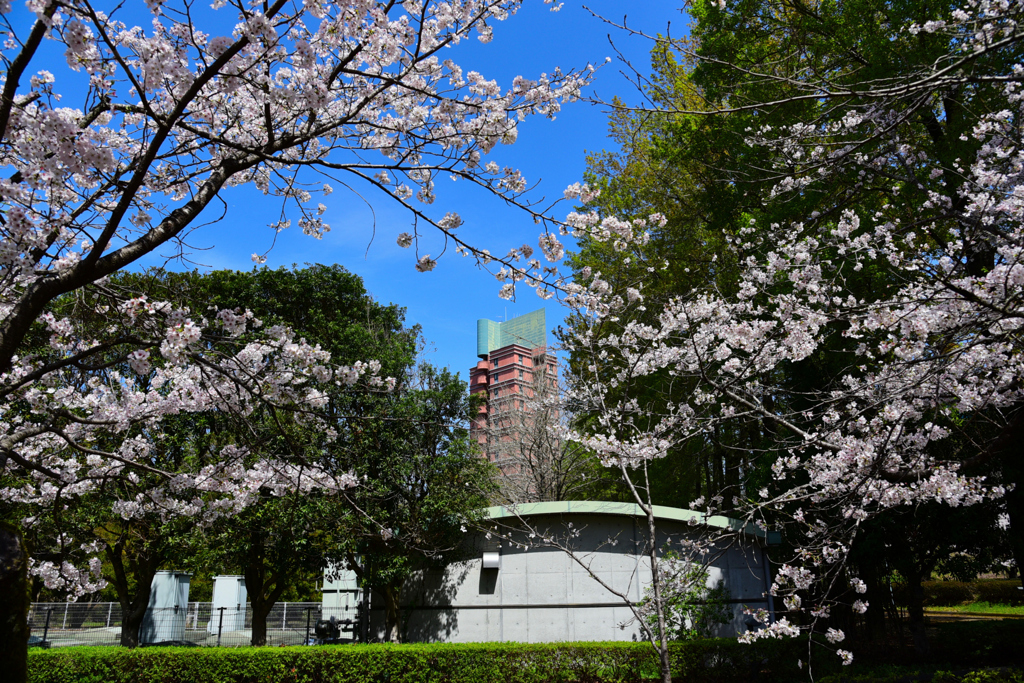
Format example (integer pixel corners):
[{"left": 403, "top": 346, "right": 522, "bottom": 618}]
[
  {"left": 27, "top": 639, "right": 809, "bottom": 683},
  {"left": 28, "top": 622, "right": 1024, "bottom": 683},
  {"left": 918, "top": 580, "right": 1024, "bottom": 607}
]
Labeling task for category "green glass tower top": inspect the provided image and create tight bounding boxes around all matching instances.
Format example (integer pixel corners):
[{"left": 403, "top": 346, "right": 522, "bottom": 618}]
[{"left": 476, "top": 308, "right": 547, "bottom": 358}]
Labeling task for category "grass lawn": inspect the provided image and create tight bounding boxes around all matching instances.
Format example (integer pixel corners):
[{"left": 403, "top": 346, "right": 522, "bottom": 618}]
[{"left": 924, "top": 602, "right": 1024, "bottom": 615}]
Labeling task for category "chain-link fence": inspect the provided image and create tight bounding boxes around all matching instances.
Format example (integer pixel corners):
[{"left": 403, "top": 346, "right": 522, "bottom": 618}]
[{"left": 28, "top": 602, "right": 359, "bottom": 648}]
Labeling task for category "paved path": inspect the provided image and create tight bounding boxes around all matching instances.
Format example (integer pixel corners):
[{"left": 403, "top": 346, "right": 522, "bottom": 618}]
[{"left": 924, "top": 610, "right": 1024, "bottom": 622}]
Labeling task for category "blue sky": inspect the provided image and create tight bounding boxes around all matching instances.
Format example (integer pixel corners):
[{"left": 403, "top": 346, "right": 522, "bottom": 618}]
[{"left": 19, "top": 1, "right": 686, "bottom": 377}]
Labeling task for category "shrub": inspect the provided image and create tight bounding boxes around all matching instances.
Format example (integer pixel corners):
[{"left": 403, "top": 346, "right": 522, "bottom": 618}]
[
  {"left": 27, "top": 638, "right": 810, "bottom": 683},
  {"left": 910, "top": 580, "right": 1024, "bottom": 608},
  {"left": 975, "top": 581, "right": 1024, "bottom": 607},
  {"left": 921, "top": 582, "right": 977, "bottom": 607}
]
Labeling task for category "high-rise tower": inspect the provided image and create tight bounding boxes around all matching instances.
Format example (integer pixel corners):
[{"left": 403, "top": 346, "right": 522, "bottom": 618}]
[{"left": 468, "top": 309, "right": 558, "bottom": 477}]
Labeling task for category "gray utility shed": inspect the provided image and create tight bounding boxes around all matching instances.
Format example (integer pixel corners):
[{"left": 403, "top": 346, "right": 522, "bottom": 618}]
[{"left": 322, "top": 501, "right": 778, "bottom": 643}]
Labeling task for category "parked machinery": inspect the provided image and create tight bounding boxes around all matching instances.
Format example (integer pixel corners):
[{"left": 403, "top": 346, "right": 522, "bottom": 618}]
[{"left": 308, "top": 614, "right": 360, "bottom": 645}]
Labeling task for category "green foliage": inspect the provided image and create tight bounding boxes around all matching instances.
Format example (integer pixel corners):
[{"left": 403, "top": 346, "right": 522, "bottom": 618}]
[
  {"left": 565, "top": 8, "right": 1022, "bottom": 657},
  {"left": 974, "top": 581, "right": 1024, "bottom": 606},
  {"left": 172, "top": 264, "right": 423, "bottom": 643},
  {"left": 953, "top": 670, "right": 1024, "bottom": 683},
  {"left": 26, "top": 637, "right": 810, "bottom": 683},
  {"left": 936, "top": 554, "right": 985, "bottom": 584},
  {"left": 3, "top": 264, "right": 428, "bottom": 644},
  {"left": 327, "top": 364, "right": 496, "bottom": 641},
  {"left": 189, "top": 265, "right": 417, "bottom": 375}
]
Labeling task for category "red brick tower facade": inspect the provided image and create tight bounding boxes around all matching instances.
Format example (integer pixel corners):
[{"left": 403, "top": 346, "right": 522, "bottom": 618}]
[{"left": 468, "top": 310, "right": 558, "bottom": 483}]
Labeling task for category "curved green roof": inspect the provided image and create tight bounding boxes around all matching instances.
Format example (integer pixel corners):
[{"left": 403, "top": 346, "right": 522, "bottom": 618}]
[{"left": 482, "top": 501, "right": 780, "bottom": 544}]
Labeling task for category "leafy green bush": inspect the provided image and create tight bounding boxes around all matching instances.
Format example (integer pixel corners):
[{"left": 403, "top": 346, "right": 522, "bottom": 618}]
[
  {"left": 27, "top": 638, "right": 810, "bottom": 683},
  {"left": 953, "top": 670, "right": 1024, "bottom": 683},
  {"left": 916, "top": 580, "right": 1024, "bottom": 607},
  {"left": 921, "top": 581, "right": 978, "bottom": 607},
  {"left": 926, "top": 602, "right": 1024, "bottom": 615},
  {"left": 936, "top": 554, "right": 986, "bottom": 583},
  {"left": 975, "top": 581, "right": 1024, "bottom": 607}
]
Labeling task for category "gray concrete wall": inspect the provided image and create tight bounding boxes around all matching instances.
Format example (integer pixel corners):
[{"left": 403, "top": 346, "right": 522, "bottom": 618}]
[{"left": 329, "top": 508, "right": 773, "bottom": 643}]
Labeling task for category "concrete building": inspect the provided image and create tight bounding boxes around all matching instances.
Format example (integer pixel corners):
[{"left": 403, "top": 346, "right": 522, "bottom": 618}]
[
  {"left": 323, "top": 501, "right": 777, "bottom": 643},
  {"left": 469, "top": 309, "right": 559, "bottom": 483}
]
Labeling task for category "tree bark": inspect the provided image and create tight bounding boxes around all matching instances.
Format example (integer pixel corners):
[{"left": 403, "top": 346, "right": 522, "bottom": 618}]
[
  {"left": 645, "top": 506, "right": 673, "bottom": 683},
  {"left": 249, "top": 599, "right": 272, "bottom": 647},
  {"left": 243, "top": 535, "right": 287, "bottom": 647},
  {"left": 860, "top": 562, "right": 887, "bottom": 642},
  {"left": 119, "top": 598, "right": 150, "bottom": 648},
  {"left": 0, "top": 522, "right": 29, "bottom": 683},
  {"left": 383, "top": 583, "right": 404, "bottom": 643},
  {"left": 105, "top": 539, "right": 161, "bottom": 648},
  {"left": 904, "top": 573, "right": 929, "bottom": 658}
]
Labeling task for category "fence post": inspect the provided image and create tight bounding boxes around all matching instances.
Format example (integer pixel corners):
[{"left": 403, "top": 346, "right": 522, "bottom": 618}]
[
  {"left": 305, "top": 607, "right": 312, "bottom": 646},
  {"left": 42, "top": 608, "right": 52, "bottom": 647},
  {"left": 282, "top": 602, "right": 287, "bottom": 630},
  {"left": 106, "top": 602, "right": 112, "bottom": 628},
  {"left": 216, "top": 606, "right": 225, "bottom": 647},
  {"left": 61, "top": 603, "right": 68, "bottom": 630}
]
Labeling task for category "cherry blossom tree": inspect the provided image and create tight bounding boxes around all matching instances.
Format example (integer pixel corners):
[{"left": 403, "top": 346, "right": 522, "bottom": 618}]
[
  {"left": 0, "top": 521, "right": 29, "bottom": 681},
  {"left": 0, "top": 0, "right": 593, "bottom": 666},
  {"left": 0, "top": 0, "right": 591, "bottom": 374},
  {"left": 546, "top": 0, "right": 1024, "bottom": 671},
  {"left": 5, "top": 273, "right": 371, "bottom": 644}
]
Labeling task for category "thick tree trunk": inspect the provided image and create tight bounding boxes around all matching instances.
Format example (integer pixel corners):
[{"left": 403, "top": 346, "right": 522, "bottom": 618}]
[
  {"left": 243, "top": 535, "right": 287, "bottom": 647},
  {"left": 249, "top": 599, "right": 272, "bottom": 647},
  {"left": 383, "top": 583, "right": 403, "bottom": 643},
  {"left": 119, "top": 599, "right": 149, "bottom": 648},
  {"left": 0, "top": 522, "right": 29, "bottom": 683},
  {"left": 905, "top": 574, "right": 929, "bottom": 657},
  {"left": 245, "top": 575, "right": 284, "bottom": 647},
  {"left": 105, "top": 540, "right": 160, "bottom": 648},
  {"left": 860, "top": 562, "right": 887, "bottom": 642}
]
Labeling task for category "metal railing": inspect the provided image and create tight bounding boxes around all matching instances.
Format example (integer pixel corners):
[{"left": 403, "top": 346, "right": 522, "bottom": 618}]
[{"left": 27, "top": 602, "right": 357, "bottom": 648}]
